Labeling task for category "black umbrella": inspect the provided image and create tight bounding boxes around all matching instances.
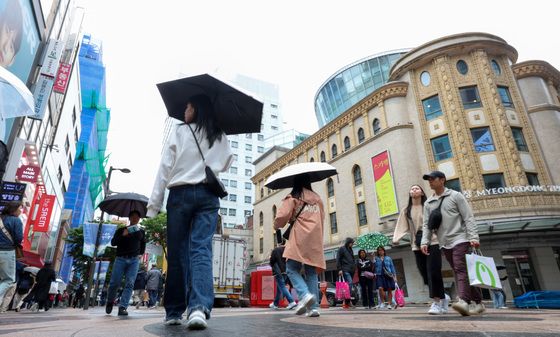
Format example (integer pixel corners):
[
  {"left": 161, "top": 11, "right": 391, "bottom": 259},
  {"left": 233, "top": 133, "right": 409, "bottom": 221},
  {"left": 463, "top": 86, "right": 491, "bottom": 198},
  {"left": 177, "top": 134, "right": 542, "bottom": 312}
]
[
  {"left": 98, "top": 192, "right": 149, "bottom": 218},
  {"left": 156, "top": 74, "right": 264, "bottom": 135}
]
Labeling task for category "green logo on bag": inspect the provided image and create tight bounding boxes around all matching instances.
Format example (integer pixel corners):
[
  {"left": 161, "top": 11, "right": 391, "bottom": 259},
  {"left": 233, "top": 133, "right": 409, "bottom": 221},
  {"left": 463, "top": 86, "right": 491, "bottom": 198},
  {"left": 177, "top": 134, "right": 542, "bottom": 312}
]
[{"left": 475, "top": 261, "right": 496, "bottom": 287}]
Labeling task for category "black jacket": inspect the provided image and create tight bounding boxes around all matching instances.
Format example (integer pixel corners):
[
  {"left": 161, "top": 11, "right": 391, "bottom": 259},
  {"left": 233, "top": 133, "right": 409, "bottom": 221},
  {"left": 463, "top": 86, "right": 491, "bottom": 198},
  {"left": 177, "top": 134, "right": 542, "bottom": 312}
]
[
  {"left": 111, "top": 226, "right": 146, "bottom": 257},
  {"left": 269, "top": 246, "right": 287, "bottom": 276},
  {"left": 134, "top": 269, "right": 147, "bottom": 290},
  {"left": 33, "top": 267, "right": 56, "bottom": 302},
  {"left": 356, "top": 258, "right": 374, "bottom": 275},
  {"left": 337, "top": 240, "right": 356, "bottom": 274}
]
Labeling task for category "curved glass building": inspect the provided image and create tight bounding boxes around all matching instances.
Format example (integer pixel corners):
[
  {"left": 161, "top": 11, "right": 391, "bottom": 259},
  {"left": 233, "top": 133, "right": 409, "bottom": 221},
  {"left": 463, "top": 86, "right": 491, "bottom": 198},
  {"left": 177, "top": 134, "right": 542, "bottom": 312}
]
[{"left": 314, "top": 49, "right": 409, "bottom": 127}]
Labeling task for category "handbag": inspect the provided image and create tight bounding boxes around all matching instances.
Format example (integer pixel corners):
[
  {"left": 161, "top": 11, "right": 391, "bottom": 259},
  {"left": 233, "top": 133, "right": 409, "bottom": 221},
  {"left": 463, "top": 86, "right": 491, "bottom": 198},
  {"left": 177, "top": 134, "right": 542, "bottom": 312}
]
[
  {"left": 363, "top": 271, "right": 375, "bottom": 280},
  {"left": 49, "top": 281, "right": 59, "bottom": 294},
  {"left": 282, "top": 202, "right": 307, "bottom": 240},
  {"left": 427, "top": 196, "right": 446, "bottom": 231},
  {"left": 187, "top": 124, "right": 228, "bottom": 198},
  {"left": 0, "top": 217, "right": 24, "bottom": 259},
  {"left": 335, "top": 276, "right": 351, "bottom": 300},
  {"left": 394, "top": 284, "right": 405, "bottom": 307},
  {"left": 466, "top": 249, "right": 502, "bottom": 290}
]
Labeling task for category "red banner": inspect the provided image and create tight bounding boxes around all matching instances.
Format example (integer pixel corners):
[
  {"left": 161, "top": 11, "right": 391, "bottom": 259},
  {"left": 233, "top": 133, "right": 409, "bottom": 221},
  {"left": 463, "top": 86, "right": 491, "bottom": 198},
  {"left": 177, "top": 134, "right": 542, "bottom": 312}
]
[
  {"left": 16, "top": 165, "right": 41, "bottom": 183},
  {"left": 53, "top": 63, "right": 72, "bottom": 94},
  {"left": 34, "top": 195, "right": 56, "bottom": 232}
]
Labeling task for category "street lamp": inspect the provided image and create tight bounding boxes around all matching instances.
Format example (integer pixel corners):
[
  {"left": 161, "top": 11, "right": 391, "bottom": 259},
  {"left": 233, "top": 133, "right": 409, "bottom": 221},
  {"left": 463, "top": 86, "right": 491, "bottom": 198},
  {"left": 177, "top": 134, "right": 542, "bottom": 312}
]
[{"left": 83, "top": 166, "right": 131, "bottom": 310}]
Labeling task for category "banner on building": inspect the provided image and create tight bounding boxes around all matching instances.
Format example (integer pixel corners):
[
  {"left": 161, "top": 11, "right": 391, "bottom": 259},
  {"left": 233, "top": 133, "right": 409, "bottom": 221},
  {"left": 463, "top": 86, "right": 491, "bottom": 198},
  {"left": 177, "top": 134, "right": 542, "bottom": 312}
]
[
  {"left": 34, "top": 194, "right": 56, "bottom": 232},
  {"left": 0, "top": 181, "right": 27, "bottom": 212},
  {"left": 98, "top": 224, "right": 117, "bottom": 256},
  {"left": 371, "top": 150, "right": 398, "bottom": 218},
  {"left": 53, "top": 63, "right": 72, "bottom": 94},
  {"left": 31, "top": 75, "right": 54, "bottom": 120},
  {"left": 94, "top": 260, "right": 110, "bottom": 284},
  {"left": 83, "top": 222, "right": 117, "bottom": 257},
  {"left": 16, "top": 164, "right": 40, "bottom": 183},
  {"left": 40, "top": 39, "right": 64, "bottom": 78}
]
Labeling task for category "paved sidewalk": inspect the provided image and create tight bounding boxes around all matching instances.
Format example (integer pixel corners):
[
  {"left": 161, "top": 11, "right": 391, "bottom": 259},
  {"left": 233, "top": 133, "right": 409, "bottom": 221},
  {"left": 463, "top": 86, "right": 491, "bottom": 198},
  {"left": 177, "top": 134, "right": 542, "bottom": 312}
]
[{"left": 0, "top": 305, "right": 559, "bottom": 336}]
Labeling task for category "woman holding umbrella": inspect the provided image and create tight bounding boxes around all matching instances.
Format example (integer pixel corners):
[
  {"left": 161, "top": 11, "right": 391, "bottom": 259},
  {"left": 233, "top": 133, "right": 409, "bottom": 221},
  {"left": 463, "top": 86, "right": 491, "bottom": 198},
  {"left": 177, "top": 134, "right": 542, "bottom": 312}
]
[
  {"left": 273, "top": 174, "right": 325, "bottom": 318},
  {"left": 147, "top": 94, "right": 233, "bottom": 329}
]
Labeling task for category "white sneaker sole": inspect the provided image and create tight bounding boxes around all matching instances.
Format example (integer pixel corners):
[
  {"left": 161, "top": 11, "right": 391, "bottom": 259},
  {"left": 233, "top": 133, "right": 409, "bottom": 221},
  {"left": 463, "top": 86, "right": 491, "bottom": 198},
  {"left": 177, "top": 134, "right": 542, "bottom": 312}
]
[
  {"left": 187, "top": 316, "right": 207, "bottom": 330},
  {"left": 164, "top": 318, "right": 182, "bottom": 326},
  {"left": 295, "top": 295, "right": 315, "bottom": 315}
]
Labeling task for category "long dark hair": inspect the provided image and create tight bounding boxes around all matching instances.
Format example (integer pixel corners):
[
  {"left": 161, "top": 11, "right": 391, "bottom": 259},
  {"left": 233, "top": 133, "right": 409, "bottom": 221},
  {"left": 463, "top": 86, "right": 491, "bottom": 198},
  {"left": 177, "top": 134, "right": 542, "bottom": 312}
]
[
  {"left": 406, "top": 184, "right": 427, "bottom": 219},
  {"left": 187, "top": 94, "right": 224, "bottom": 148},
  {"left": 358, "top": 249, "right": 367, "bottom": 259},
  {"left": 290, "top": 174, "right": 312, "bottom": 199},
  {"left": 1, "top": 201, "right": 22, "bottom": 217}
]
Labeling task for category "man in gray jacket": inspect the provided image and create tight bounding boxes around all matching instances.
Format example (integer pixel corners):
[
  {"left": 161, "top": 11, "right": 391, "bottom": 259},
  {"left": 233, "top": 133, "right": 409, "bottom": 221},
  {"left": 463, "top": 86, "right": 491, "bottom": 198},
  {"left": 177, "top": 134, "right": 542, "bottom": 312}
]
[
  {"left": 420, "top": 171, "right": 483, "bottom": 316},
  {"left": 146, "top": 264, "right": 162, "bottom": 308}
]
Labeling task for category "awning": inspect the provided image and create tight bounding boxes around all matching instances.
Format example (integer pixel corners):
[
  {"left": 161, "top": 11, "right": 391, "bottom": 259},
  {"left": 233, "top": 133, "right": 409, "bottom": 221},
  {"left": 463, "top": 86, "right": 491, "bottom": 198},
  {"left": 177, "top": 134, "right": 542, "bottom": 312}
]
[
  {"left": 19, "top": 250, "right": 45, "bottom": 268},
  {"left": 0, "top": 66, "right": 34, "bottom": 118}
]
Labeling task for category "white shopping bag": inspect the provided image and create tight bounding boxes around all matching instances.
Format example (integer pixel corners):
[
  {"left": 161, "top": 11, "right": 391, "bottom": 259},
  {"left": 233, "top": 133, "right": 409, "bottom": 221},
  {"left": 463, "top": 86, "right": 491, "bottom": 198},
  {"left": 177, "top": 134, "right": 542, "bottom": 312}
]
[
  {"left": 49, "top": 281, "right": 59, "bottom": 294},
  {"left": 466, "top": 252, "right": 502, "bottom": 290}
]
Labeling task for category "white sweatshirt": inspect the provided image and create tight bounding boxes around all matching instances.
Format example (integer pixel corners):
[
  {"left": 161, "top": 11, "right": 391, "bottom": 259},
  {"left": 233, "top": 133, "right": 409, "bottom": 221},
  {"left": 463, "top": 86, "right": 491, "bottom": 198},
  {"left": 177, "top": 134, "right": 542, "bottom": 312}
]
[{"left": 147, "top": 123, "right": 233, "bottom": 217}]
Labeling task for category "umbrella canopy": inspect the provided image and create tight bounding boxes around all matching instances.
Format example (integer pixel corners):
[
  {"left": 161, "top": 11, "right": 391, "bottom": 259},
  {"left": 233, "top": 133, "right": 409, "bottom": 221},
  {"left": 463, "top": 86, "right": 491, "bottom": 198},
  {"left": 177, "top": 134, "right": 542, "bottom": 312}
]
[
  {"left": 265, "top": 162, "right": 337, "bottom": 190},
  {"left": 98, "top": 192, "right": 149, "bottom": 218},
  {"left": 356, "top": 232, "right": 391, "bottom": 251},
  {"left": 156, "top": 73, "right": 264, "bottom": 135},
  {"left": 23, "top": 266, "right": 40, "bottom": 275},
  {"left": 0, "top": 66, "right": 34, "bottom": 118}
]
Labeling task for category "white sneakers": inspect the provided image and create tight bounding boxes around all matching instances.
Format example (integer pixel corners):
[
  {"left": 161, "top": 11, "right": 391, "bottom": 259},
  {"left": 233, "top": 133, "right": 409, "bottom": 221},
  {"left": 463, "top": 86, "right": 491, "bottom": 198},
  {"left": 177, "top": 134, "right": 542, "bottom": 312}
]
[
  {"left": 306, "top": 309, "right": 320, "bottom": 317},
  {"left": 286, "top": 302, "right": 297, "bottom": 310},
  {"left": 186, "top": 310, "right": 207, "bottom": 330},
  {"left": 164, "top": 318, "right": 182, "bottom": 326},
  {"left": 428, "top": 302, "right": 443, "bottom": 315},
  {"left": 294, "top": 293, "right": 315, "bottom": 315},
  {"left": 441, "top": 296, "right": 449, "bottom": 314},
  {"left": 269, "top": 303, "right": 278, "bottom": 310},
  {"left": 452, "top": 299, "right": 470, "bottom": 316}
]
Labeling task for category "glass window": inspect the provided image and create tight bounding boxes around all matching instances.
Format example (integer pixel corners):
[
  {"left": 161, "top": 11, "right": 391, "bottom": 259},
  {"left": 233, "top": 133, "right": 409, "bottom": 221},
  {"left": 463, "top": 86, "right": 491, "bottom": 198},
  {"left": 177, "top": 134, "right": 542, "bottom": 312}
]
[
  {"left": 373, "top": 118, "right": 381, "bottom": 135},
  {"left": 471, "top": 127, "right": 495, "bottom": 152},
  {"left": 357, "top": 202, "right": 367, "bottom": 226},
  {"left": 420, "top": 71, "right": 431, "bottom": 86},
  {"left": 245, "top": 156, "right": 252, "bottom": 163},
  {"left": 320, "top": 151, "right": 326, "bottom": 162},
  {"left": 221, "top": 179, "right": 229, "bottom": 186},
  {"left": 431, "top": 135, "right": 453, "bottom": 161},
  {"left": 229, "top": 194, "right": 237, "bottom": 202},
  {"left": 327, "top": 178, "right": 334, "bottom": 197},
  {"left": 244, "top": 196, "right": 251, "bottom": 204},
  {"left": 233, "top": 154, "right": 238, "bottom": 161},
  {"left": 228, "top": 209, "right": 236, "bottom": 216},
  {"left": 357, "top": 128, "right": 365, "bottom": 143},
  {"left": 258, "top": 134, "right": 264, "bottom": 141},
  {"left": 57, "top": 166, "right": 63, "bottom": 182},
  {"left": 491, "top": 60, "right": 501, "bottom": 75},
  {"left": 344, "top": 136, "right": 351, "bottom": 151},
  {"left": 245, "top": 169, "right": 252, "bottom": 177},
  {"left": 65, "top": 136, "right": 70, "bottom": 153},
  {"left": 526, "top": 173, "right": 540, "bottom": 186},
  {"left": 422, "top": 95, "right": 443, "bottom": 120},
  {"left": 329, "top": 212, "right": 338, "bottom": 234},
  {"left": 483, "top": 174, "right": 505, "bottom": 189},
  {"left": 511, "top": 128, "right": 528, "bottom": 151},
  {"left": 460, "top": 86, "right": 482, "bottom": 109},
  {"left": 68, "top": 153, "right": 73, "bottom": 169},
  {"left": 230, "top": 167, "right": 237, "bottom": 174},
  {"left": 271, "top": 126, "right": 278, "bottom": 131},
  {"left": 72, "top": 107, "right": 76, "bottom": 125},
  {"left": 456, "top": 60, "right": 468, "bottom": 75},
  {"left": 245, "top": 182, "right": 252, "bottom": 190},
  {"left": 259, "top": 237, "right": 263, "bottom": 254},
  {"left": 230, "top": 180, "right": 237, "bottom": 188},
  {"left": 260, "top": 188, "right": 264, "bottom": 198},
  {"left": 353, "top": 166, "right": 362, "bottom": 186},
  {"left": 244, "top": 210, "right": 252, "bottom": 217},
  {"left": 245, "top": 144, "right": 252, "bottom": 151},
  {"left": 245, "top": 133, "right": 252, "bottom": 139},
  {"left": 331, "top": 144, "right": 337, "bottom": 158},
  {"left": 498, "top": 86, "right": 514, "bottom": 107},
  {"left": 259, "top": 212, "right": 263, "bottom": 226},
  {"left": 231, "top": 141, "right": 238, "bottom": 148},
  {"left": 271, "top": 115, "right": 278, "bottom": 119},
  {"left": 257, "top": 146, "right": 264, "bottom": 153},
  {"left": 445, "top": 179, "right": 461, "bottom": 192},
  {"left": 220, "top": 208, "right": 228, "bottom": 215}
]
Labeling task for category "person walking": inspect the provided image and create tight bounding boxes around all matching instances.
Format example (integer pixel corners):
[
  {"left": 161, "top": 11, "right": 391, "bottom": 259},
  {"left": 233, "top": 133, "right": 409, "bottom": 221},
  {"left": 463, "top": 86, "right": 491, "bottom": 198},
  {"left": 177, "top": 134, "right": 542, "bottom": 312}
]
[
  {"left": 356, "top": 249, "right": 375, "bottom": 309},
  {"left": 268, "top": 240, "right": 297, "bottom": 310},
  {"left": 374, "top": 246, "right": 397, "bottom": 309},
  {"left": 147, "top": 94, "right": 233, "bottom": 329},
  {"left": 420, "top": 171, "right": 483, "bottom": 316},
  {"left": 393, "top": 184, "right": 448, "bottom": 315},
  {"left": 274, "top": 174, "right": 325, "bottom": 318},
  {"left": 132, "top": 266, "right": 147, "bottom": 308},
  {"left": 0, "top": 201, "right": 23, "bottom": 308},
  {"left": 336, "top": 237, "right": 356, "bottom": 309},
  {"left": 73, "top": 284, "right": 84, "bottom": 308},
  {"left": 105, "top": 210, "right": 146, "bottom": 316},
  {"left": 146, "top": 264, "right": 161, "bottom": 308},
  {"left": 12, "top": 264, "right": 34, "bottom": 311},
  {"left": 32, "top": 262, "right": 56, "bottom": 311}
]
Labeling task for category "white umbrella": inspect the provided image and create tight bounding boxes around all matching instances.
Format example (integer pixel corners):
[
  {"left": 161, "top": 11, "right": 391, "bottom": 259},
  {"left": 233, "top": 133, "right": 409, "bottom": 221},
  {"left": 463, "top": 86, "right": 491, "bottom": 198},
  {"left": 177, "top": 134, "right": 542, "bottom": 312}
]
[
  {"left": 0, "top": 66, "right": 35, "bottom": 118},
  {"left": 23, "top": 266, "right": 40, "bottom": 275},
  {"left": 265, "top": 162, "right": 337, "bottom": 190}
]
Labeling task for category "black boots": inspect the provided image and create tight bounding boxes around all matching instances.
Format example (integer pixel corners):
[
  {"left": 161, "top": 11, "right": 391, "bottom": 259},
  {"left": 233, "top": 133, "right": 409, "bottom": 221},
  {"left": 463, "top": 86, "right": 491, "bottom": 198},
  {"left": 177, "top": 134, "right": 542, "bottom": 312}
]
[
  {"left": 118, "top": 307, "right": 128, "bottom": 316},
  {"left": 105, "top": 302, "right": 113, "bottom": 314}
]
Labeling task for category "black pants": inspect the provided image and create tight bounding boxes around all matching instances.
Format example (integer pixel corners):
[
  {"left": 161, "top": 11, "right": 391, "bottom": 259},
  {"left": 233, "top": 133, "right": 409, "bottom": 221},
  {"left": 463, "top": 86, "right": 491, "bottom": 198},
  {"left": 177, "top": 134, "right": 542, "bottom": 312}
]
[
  {"left": 359, "top": 276, "right": 375, "bottom": 308},
  {"left": 414, "top": 245, "right": 445, "bottom": 299}
]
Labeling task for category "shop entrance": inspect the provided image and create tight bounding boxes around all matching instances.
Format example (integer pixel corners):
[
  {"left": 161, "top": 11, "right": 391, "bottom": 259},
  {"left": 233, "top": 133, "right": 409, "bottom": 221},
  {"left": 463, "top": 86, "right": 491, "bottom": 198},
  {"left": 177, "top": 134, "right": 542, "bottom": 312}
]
[{"left": 502, "top": 250, "right": 540, "bottom": 297}]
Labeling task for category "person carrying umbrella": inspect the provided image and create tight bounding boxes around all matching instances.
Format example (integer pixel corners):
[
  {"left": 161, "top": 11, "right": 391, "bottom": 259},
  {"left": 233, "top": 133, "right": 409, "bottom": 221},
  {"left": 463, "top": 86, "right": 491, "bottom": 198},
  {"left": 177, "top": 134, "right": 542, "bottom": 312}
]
[
  {"left": 273, "top": 174, "right": 326, "bottom": 318},
  {"left": 105, "top": 210, "right": 146, "bottom": 316},
  {"left": 147, "top": 94, "right": 233, "bottom": 329}
]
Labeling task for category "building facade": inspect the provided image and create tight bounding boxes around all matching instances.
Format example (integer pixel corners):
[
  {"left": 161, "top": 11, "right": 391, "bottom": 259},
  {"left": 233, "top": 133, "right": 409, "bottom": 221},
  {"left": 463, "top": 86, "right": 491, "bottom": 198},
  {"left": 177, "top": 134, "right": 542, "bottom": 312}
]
[{"left": 252, "top": 33, "right": 560, "bottom": 303}]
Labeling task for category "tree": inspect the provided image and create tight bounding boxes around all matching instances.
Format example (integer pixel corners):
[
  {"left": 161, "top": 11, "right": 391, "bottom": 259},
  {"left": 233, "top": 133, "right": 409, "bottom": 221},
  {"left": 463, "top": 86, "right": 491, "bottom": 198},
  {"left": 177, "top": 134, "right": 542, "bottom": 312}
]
[{"left": 142, "top": 212, "right": 167, "bottom": 259}]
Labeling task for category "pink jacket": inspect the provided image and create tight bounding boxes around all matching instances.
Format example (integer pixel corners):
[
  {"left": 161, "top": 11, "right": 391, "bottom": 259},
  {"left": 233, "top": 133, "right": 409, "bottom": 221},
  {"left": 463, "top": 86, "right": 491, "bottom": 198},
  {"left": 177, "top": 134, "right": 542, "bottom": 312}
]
[{"left": 274, "top": 188, "right": 326, "bottom": 270}]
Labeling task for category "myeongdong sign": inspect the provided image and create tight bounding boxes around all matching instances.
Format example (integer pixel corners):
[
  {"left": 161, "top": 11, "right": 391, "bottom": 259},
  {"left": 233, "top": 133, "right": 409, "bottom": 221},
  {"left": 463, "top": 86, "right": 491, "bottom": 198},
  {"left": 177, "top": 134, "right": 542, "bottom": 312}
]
[{"left": 463, "top": 185, "right": 560, "bottom": 198}]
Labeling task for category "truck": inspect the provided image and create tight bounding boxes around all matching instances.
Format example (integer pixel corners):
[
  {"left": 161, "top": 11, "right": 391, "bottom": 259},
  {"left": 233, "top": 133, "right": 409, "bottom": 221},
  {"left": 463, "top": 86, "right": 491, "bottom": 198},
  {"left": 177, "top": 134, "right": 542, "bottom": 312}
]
[{"left": 212, "top": 234, "right": 248, "bottom": 307}]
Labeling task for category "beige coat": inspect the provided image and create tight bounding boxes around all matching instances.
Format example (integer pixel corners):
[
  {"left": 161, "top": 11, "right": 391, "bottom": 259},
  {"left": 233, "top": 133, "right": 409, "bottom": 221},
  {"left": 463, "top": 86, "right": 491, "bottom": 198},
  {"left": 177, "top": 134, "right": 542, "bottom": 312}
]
[
  {"left": 274, "top": 188, "right": 326, "bottom": 270},
  {"left": 393, "top": 206, "right": 438, "bottom": 251}
]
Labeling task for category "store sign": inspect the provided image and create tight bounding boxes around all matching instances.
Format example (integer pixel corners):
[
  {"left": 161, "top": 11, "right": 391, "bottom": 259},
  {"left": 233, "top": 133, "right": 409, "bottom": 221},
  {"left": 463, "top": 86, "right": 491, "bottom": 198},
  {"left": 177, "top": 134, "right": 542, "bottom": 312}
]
[
  {"left": 16, "top": 165, "right": 41, "bottom": 183},
  {"left": 371, "top": 150, "right": 399, "bottom": 217},
  {"left": 53, "top": 63, "right": 72, "bottom": 94},
  {"left": 0, "top": 182, "right": 27, "bottom": 210},
  {"left": 40, "top": 39, "right": 64, "bottom": 77},
  {"left": 31, "top": 75, "right": 55, "bottom": 120},
  {"left": 463, "top": 185, "right": 560, "bottom": 198},
  {"left": 34, "top": 194, "right": 56, "bottom": 232}
]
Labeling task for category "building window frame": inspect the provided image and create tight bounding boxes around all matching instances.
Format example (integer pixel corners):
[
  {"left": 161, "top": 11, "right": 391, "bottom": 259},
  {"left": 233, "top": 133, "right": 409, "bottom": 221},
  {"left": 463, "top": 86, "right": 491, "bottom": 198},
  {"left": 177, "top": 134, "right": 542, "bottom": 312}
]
[
  {"left": 431, "top": 135, "right": 453, "bottom": 161},
  {"left": 511, "top": 127, "right": 529, "bottom": 152},
  {"left": 422, "top": 95, "right": 443, "bottom": 120},
  {"left": 357, "top": 202, "right": 367, "bottom": 226},
  {"left": 327, "top": 178, "right": 334, "bottom": 198},
  {"left": 331, "top": 144, "right": 338, "bottom": 158},
  {"left": 357, "top": 128, "right": 365, "bottom": 143},
  {"left": 353, "top": 165, "right": 362, "bottom": 186},
  {"left": 483, "top": 173, "right": 506, "bottom": 189},
  {"left": 343, "top": 136, "right": 351, "bottom": 151},
  {"left": 470, "top": 127, "right": 496, "bottom": 153},
  {"left": 320, "top": 151, "right": 326, "bottom": 162},
  {"left": 329, "top": 212, "right": 338, "bottom": 234},
  {"left": 372, "top": 118, "right": 381, "bottom": 135},
  {"left": 459, "top": 86, "right": 482, "bottom": 109},
  {"left": 498, "top": 86, "right": 514, "bottom": 108}
]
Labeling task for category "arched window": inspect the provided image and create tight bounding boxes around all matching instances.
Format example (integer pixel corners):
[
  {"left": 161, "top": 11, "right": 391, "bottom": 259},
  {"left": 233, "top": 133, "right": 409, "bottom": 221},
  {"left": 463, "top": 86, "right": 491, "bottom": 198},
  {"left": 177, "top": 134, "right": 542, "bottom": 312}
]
[
  {"left": 260, "top": 187, "right": 264, "bottom": 198},
  {"left": 259, "top": 212, "right": 263, "bottom": 227},
  {"left": 373, "top": 118, "right": 381, "bottom": 135},
  {"left": 344, "top": 136, "right": 351, "bottom": 151},
  {"left": 309, "top": 157, "right": 315, "bottom": 162},
  {"left": 272, "top": 205, "right": 277, "bottom": 221},
  {"left": 331, "top": 144, "right": 338, "bottom": 158},
  {"left": 320, "top": 151, "right": 326, "bottom": 162},
  {"left": 353, "top": 165, "right": 362, "bottom": 186},
  {"left": 327, "top": 178, "right": 334, "bottom": 198},
  {"left": 357, "top": 128, "right": 365, "bottom": 143}
]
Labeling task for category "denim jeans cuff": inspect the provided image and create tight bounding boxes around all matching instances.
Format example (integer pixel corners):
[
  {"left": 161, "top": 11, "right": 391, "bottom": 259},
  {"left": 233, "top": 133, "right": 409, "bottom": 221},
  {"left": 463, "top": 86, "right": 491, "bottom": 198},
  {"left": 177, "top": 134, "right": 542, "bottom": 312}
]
[{"left": 188, "top": 306, "right": 211, "bottom": 319}]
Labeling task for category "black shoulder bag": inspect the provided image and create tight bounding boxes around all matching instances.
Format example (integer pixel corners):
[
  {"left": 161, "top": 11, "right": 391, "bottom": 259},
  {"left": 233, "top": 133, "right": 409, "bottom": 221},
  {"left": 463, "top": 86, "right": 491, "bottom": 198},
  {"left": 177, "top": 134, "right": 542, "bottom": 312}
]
[
  {"left": 282, "top": 201, "right": 307, "bottom": 241},
  {"left": 427, "top": 195, "right": 446, "bottom": 232},
  {"left": 187, "top": 125, "right": 228, "bottom": 198}
]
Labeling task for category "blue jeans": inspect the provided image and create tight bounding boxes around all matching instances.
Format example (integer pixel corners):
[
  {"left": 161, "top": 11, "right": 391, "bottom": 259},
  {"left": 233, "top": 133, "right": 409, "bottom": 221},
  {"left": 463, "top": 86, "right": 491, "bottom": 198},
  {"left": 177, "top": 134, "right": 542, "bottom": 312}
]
[
  {"left": 273, "top": 273, "right": 294, "bottom": 306},
  {"left": 107, "top": 256, "right": 140, "bottom": 309},
  {"left": 148, "top": 289, "right": 159, "bottom": 307},
  {"left": 286, "top": 260, "right": 318, "bottom": 310},
  {"left": 164, "top": 184, "right": 219, "bottom": 320},
  {"left": 0, "top": 250, "right": 16, "bottom": 300},
  {"left": 492, "top": 289, "right": 505, "bottom": 308}
]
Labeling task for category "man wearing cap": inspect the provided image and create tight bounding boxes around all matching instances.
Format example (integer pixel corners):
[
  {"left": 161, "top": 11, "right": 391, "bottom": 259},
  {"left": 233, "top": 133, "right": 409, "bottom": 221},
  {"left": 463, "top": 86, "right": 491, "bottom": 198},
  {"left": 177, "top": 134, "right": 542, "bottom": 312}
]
[{"left": 420, "top": 171, "right": 483, "bottom": 316}]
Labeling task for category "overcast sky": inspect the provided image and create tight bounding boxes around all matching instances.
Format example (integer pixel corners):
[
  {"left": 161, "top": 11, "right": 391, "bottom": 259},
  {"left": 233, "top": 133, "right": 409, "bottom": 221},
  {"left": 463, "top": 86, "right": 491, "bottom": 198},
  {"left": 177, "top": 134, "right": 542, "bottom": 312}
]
[{"left": 76, "top": 0, "right": 559, "bottom": 198}]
